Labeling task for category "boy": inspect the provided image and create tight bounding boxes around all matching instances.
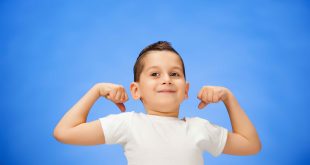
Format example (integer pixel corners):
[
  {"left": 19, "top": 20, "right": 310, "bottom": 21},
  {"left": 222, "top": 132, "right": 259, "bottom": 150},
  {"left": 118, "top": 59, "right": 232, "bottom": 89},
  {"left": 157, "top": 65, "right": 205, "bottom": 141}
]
[{"left": 54, "top": 41, "right": 261, "bottom": 165}]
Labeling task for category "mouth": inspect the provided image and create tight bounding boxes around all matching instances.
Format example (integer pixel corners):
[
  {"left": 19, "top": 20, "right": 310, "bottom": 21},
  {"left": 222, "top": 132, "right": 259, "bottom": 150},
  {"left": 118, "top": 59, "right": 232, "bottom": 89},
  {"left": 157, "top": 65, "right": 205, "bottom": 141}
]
[{"left": 158, "top": 90, "right": 176, "bottom": 93}]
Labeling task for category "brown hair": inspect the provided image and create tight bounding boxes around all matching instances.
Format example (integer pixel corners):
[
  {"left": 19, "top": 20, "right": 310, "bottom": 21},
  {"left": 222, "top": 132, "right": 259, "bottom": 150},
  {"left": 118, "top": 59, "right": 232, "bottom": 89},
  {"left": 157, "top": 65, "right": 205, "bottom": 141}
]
[{"left": 133, "top": 41, "right": 186, "bottom": 82}]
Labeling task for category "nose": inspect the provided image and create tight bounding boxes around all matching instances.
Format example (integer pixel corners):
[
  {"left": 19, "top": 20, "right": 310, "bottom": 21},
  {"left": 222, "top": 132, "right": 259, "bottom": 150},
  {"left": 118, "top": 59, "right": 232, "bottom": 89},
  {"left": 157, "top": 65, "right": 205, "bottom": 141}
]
[{"left": 161, "top": 73, "right": 172, "bottom": 85}]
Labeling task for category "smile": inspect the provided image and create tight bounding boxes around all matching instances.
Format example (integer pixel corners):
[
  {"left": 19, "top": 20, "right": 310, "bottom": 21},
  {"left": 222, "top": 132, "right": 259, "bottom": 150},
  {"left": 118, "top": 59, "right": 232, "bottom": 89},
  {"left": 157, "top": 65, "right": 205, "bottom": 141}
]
[{"left": 158, "top": 90, "right": 176, "bottom": 93}]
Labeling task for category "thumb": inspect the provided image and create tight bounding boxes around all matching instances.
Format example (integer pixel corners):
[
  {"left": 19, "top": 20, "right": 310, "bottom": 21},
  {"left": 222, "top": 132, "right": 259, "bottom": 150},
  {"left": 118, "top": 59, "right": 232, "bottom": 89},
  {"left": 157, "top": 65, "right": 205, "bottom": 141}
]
[
  {"left": 198, "top": 101, "right": 208, "bottom": 109},
  {"left": 115, "top": 103, "right": 126, "bottom": 112}
]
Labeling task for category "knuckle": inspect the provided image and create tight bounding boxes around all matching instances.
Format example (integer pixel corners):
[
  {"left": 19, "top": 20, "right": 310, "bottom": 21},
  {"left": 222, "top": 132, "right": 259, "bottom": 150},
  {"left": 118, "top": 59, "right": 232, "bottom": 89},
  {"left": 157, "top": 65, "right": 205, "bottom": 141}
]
[{"left": 202, "top": 95, "right": 207, "bottom": 101}]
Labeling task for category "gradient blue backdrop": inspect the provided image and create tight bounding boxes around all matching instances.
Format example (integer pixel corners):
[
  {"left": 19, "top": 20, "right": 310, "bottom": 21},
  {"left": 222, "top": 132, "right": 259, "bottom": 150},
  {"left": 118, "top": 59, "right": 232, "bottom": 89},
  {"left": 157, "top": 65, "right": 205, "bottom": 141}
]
[{"left": 1, "top": 0, "right": 310, "bottom": 164}]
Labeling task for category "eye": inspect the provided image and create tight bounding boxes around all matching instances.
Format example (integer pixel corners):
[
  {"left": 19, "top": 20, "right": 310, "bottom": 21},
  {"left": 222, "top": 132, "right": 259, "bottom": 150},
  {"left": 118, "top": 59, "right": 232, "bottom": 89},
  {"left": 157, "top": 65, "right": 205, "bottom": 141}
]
[
  {"left": 170, "top": 72, "right": 180, "bottom": 77},
  {"left": 151, "top": 72, "right": 160, "bottom": 77}
]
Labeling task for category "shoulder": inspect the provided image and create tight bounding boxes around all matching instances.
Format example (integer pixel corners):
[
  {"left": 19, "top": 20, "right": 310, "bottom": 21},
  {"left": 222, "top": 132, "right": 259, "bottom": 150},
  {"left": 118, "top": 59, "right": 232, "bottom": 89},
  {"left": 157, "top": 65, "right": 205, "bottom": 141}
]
[
  {"left": 99, "top": 111, "right": 151, "bottom": 124},
  {"left": 185, "top": 116, "right": 225, "bottom": 131},
  {"left": 99, "top": 111, "right": 138, "bottom": 124},
  {"left": 185, "top": 116, "right": 211, "bottom": 124},
  {"left": 100, "top": 111, "right": 136, "bottom": 118}
]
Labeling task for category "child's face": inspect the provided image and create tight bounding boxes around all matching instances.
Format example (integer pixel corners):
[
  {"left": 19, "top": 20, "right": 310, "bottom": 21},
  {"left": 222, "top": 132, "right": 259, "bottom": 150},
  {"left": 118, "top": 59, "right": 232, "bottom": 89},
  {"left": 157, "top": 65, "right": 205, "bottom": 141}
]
[{"left": 130, "top": 51, "right": 189, "bottom": 114}]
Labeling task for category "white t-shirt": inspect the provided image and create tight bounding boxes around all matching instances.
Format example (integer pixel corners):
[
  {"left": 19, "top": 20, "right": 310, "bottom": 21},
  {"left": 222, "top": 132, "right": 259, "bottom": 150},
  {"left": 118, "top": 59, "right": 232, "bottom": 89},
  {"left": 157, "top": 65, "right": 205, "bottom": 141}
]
[{"left": 99, "top": 111, "right": 227, "bottom": 165}]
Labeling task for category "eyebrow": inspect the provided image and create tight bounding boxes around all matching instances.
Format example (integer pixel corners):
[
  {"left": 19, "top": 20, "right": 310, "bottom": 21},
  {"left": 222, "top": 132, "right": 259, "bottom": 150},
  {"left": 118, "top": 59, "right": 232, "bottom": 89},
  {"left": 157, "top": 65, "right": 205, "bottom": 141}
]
[{"left": 145, "top": 66, "right": 183, "bottom": 72}]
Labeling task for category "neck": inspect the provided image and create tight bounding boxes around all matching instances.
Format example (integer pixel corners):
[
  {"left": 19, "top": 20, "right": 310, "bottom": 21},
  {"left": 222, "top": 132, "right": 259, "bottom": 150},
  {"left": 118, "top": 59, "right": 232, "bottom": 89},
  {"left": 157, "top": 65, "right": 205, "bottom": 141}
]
[{"left": 144, "top": 105, "right": 180, "bottom": 117}]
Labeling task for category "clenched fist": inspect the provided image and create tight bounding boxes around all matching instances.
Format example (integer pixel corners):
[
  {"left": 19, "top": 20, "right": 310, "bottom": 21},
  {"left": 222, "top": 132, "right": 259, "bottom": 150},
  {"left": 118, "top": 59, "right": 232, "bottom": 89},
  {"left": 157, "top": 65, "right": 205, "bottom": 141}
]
[
  {"left": 197, "top": 86, "right": 230, "bottom": 109},
  {"left": 95, "top": 83, "right": 129, "bottom": 112}
]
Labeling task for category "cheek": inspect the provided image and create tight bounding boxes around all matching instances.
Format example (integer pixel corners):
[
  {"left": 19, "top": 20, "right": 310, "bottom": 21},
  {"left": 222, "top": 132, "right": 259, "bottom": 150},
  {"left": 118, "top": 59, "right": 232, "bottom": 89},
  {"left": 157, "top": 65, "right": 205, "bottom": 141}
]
[
  {"left": 177, "top": 81, "right": 186, "bottom": 89},
  {"left": 140, "top": 81, "right": 156, "bottom": 95},
  {"left": 177, "top": 82, "right": 187, "bottom": 95}
]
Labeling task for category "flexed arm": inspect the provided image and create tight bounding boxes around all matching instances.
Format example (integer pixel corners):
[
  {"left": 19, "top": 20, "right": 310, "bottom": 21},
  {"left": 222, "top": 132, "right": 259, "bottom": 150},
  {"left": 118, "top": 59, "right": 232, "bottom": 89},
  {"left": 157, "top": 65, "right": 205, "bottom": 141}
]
[
  {"left": 197, "top": 86, "right": 261, "bottom": 155},
  {"left": 53, "top": 83, "right": 128, "bottom": 145}
]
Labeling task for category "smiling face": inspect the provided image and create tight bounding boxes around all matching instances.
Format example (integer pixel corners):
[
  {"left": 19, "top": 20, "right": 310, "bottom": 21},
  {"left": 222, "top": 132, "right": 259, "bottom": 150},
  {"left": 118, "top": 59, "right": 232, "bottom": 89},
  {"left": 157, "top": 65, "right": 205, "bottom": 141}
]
[{"left": 130, "top": 50, "right": 189, "bottom": 117}]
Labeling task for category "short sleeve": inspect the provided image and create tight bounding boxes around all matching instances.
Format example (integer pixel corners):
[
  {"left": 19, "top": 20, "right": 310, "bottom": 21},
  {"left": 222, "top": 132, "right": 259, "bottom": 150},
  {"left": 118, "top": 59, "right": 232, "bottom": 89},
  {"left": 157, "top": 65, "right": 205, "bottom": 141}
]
[
  {"left": 196, "top": 118, "right": 228, "bottom": 157},
  {"left": 99, "top": 112, "right": 132, "bottom": 145}
]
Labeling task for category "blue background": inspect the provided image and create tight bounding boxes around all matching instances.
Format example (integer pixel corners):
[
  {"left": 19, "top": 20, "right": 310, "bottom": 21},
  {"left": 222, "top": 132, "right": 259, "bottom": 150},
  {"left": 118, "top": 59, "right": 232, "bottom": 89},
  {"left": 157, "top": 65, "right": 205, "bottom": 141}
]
[{"left": 1, "top": 0, "right": 310, "bottom": 164}]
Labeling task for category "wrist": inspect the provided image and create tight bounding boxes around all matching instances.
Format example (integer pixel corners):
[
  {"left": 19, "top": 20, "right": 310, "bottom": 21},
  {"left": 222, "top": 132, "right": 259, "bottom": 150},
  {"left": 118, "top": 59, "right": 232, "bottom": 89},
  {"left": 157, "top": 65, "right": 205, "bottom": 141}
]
[
  {"left": 94, "top": 83, "right": 111, "bottom": 97},
  {"left": 223, "top": 88, "right": 233, "bottom": 104}
]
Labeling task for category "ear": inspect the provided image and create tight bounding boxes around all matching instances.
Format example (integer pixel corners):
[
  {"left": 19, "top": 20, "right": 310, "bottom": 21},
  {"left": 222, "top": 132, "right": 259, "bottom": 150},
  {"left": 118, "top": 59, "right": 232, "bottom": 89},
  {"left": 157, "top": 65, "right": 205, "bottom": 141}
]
[
  {"left": 130, "top": 82, "right": 141, "bottom": 100},
  {"left": 184, "top": 82, "right": 189, "bottom": 99}
]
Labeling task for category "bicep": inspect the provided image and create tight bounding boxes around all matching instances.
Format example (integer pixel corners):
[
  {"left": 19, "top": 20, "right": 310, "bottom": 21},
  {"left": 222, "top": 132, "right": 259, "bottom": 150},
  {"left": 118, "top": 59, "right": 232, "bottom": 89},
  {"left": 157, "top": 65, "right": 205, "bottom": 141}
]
[
  {"left": 54, "top": 120, "right": 106, "bottom": 145},
  {"left": 223, "top": 132, "right": 259, "bottom": 155}
]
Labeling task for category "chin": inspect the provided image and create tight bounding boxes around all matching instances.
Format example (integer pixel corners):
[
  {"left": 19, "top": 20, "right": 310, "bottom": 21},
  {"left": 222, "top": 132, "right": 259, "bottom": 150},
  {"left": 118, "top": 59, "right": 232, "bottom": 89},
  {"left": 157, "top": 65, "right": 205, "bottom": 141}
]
[{"left": 155, "top": 100, "right": 181, "bottom": 108}]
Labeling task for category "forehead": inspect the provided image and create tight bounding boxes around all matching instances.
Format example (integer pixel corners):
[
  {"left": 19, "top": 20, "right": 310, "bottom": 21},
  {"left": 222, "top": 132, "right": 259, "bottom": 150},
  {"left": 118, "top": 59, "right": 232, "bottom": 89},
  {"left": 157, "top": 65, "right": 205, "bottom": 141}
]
[{"left": 142, "top": 51, "right": 183, "bottom": 70}]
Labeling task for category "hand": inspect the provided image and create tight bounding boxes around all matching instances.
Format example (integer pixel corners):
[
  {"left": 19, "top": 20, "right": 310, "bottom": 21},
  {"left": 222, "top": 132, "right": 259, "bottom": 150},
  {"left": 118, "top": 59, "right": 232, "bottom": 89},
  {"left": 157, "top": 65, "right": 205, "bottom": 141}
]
[
  {"left": 95, "top": 83, "right": 129, "bottom": 112},
  {"left": 197, "top": 86, "right": 229, "bottom": 109}
]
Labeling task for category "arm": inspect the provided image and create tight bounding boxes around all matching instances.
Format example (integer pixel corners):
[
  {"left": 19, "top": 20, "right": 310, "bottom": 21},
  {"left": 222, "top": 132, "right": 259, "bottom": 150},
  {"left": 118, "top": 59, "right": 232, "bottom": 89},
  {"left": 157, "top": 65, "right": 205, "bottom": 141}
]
[
  {"left": 53, "top": 83, "right": 128, "bottom": 145},
  {"left": 197, "top": 86, "right": 261, "bottom": 155},
  {"left": 222, "top": 90, "right": 261, "bottom": 155}
]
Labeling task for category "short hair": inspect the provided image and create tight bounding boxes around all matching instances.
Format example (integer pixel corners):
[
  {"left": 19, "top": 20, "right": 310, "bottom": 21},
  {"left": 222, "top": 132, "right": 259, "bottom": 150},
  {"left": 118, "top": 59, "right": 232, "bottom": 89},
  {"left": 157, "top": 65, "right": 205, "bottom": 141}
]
[{"left": 133, "top": 41, "right": 186, "bottom": 82}]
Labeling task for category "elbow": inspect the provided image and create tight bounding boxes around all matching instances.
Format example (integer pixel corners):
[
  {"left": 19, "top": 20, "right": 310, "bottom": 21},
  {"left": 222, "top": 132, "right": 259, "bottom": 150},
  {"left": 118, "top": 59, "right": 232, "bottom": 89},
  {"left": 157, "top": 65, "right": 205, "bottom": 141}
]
[
  {"left": 53, "top": 128, "right": 67, "bottom": 144},
  {"left": 255, "top": 141, "right": 262, "bottom": 154},
  {"left": 248, "top": 141, "right": 262, "bottom": 155},
  {"left": 53, "top": 128, "right": 62, "bottom": 142}
]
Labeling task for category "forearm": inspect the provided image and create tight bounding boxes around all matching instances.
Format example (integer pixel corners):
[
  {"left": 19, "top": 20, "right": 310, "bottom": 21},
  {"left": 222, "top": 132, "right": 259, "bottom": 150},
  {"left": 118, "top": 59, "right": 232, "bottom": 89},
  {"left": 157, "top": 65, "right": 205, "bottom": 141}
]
[
  {"left": 224, "top": 90, "right": 261, "bottom": 147},
  {"left": 55, "top": 84, "right": 100, "bottom": 131}
]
